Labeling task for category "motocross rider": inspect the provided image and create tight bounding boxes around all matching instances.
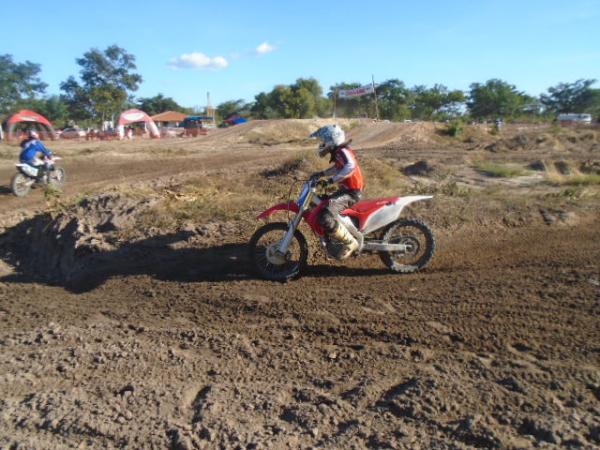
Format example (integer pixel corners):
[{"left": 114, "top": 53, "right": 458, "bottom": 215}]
[
  {"left": 19, "top": 130, "right": 53, "bottom": 177},
  {"left": 310, "top": 124, "right": 364, "bottom": 259}
]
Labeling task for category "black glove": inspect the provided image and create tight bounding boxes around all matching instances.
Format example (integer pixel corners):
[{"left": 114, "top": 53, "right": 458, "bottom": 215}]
[
  {"left": 317, "top": 178, "right": 333, "bottom": 189},
  {"left": 311, "top": 171, "right": 324, "bottom": 179}
]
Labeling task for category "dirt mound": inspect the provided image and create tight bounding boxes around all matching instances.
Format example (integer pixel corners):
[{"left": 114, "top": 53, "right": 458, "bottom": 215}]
[
  {"left": 260, "top": 155, "right": 319, "bottom": 179},
  {"left": 202, "top": 119, "right": 443, "bottom": 150},
  {"left": 0, "top": 193, "right": 159, "bottom": 283},
  {"left": 485, "top": 134, "right": 537, "bottom": 152},
  {"left": 349, "top": 121, "right": 441, "bottom": 149},
  {"left": 580, "top": 160, "right": 600, "bottom": 174},
  {"left": 484, "top": 127, "right": 599, "bottom": 153},
  {"left": 0, "top": 191, "right": 255, "bottom": 291},
  {"left": 204, "top": 119, "right": 357, "bottom": 147},
  {"left": 403, "top": 160, "right": 436, "bottom": 176}
]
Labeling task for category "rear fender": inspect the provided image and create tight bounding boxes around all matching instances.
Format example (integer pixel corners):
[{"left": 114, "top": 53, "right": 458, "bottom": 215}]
[
  {"left": 15, "top": 164, "right": 38, "bottom": 178},
  {"left": 362, "top": 195, "right": 433, "bottom": 235},
  {"left": 257, "top": 202, "right": 300, "bottom": 220},
  {"left": 394, "top": 195, "right": 433, "bottom": 211}
]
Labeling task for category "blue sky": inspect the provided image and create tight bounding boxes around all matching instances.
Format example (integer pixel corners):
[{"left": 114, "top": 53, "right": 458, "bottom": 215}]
[{"left": 2, "top": 0, "right": 599, "bottom": 108}]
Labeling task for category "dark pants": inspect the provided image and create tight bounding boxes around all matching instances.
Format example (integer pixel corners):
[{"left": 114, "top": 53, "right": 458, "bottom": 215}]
[{"left": 318, "top": 189, "right": 361, "bottom": 233}]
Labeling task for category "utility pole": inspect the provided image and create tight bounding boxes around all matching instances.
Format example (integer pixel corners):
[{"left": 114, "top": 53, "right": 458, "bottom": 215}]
[
  {"left": 372, "top": 75, "right": 380, "bottom": 121},
  {"left": 206, "top": 91, "right": 215, "bottom": 126},
  {"left": 333, "top": 88, "right": 338, "bottom": 119}
]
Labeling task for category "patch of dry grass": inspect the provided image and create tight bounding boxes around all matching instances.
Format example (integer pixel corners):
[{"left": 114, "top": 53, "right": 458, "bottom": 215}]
[
  {"left": 547, "top": 173, "right": 600, "bottom": 186},
  {"left": 475, "top": 162, "right": 529, "bottom": 178}
]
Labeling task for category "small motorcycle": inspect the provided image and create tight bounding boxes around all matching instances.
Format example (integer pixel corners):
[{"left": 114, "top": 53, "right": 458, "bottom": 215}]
[
  {"left": 11, "top": 157, "right": 66, "bottom": 197},
  {"left": 249, "top": 177, "right": 435, "bottom": 280}
]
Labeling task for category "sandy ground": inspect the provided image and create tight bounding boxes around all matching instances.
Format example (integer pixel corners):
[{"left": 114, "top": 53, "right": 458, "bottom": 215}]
[{"left": 0, "top": 121, "right": 599, "bottom": 449}]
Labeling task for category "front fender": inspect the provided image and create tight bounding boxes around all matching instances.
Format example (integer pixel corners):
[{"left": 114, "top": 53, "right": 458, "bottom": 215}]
[{"left": 257, "top": 201, "right": 299, "bottom": 220}]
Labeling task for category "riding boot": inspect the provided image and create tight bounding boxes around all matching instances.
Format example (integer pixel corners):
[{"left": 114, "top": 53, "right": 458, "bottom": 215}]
[{"left": 331, "top": 223, "right": 359, "bottom": 259}]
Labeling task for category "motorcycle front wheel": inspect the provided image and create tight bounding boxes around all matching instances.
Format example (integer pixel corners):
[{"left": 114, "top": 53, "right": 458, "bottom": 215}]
[
  {"left": 10, "top": 173, "right": 33, "bottom": 197},
  {"left": 49, "top": 167, "right": 66, "bottom": 186},
  {"left": 249, "top": 222, "right": 308, "bottom": 281},
  {"left": 379, "top": 219, "right": 435, "bottom": 273}
]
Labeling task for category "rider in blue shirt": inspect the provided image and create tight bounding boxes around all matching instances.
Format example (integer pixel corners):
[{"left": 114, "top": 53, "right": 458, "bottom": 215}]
[{"left": 19, "top": 130, "right": 53, "bottom": 167}]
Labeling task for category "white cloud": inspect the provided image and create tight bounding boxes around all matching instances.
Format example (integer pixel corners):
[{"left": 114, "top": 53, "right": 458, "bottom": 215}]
[
  {"left": 256, "top": 42, "right": 275, "bottom": 55},
  {"left": 168, "top": 52, "right": 229, "bottom": 70}
]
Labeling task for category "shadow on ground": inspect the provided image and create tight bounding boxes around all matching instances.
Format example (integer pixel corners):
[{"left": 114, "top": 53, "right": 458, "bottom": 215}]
[{"left": 0, "top": 226, "right": 399, "bottom": 293}]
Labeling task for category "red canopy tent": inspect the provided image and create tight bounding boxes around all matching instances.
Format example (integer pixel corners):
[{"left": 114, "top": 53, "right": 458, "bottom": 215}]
[
  {"left": 117, "top": 109, "right": 160, "bottom": 139},
  {"left": 4, "top": 110, "right": 56, "bottom": 141}
]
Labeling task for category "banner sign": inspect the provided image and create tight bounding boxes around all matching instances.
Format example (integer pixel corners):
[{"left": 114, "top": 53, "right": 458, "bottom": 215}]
[{"left": 338, "top": 84, "right": 375, "bottom": 98}]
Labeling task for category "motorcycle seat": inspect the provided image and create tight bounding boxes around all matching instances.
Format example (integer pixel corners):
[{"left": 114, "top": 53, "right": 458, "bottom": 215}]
[{"left": 345, "top": 197, "right": 400, "bottom": 214}]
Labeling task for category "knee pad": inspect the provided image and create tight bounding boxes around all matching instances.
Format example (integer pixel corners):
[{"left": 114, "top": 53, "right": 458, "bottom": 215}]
[{"left": 319, "top": 211, "right": 337, "bottom": 234}]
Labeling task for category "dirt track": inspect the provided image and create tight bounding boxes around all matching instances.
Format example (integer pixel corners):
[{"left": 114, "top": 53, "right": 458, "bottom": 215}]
[
  {"left": 1, "top": 121, "right": 599, "bottom": 449},
  {"left": 1, "top": 224, "right": 599, "bottom": 449}
]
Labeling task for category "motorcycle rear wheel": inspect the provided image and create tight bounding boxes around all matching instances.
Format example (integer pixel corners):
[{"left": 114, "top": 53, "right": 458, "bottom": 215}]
[
  {"left": 379, "top": 219, "right": 435, "bottom": 273},
  {"left": 11, "top": 173, "right": 33, "bottom": 197},
  {"left": 249, "top": 222, "right": 308, "bottom": 281}
]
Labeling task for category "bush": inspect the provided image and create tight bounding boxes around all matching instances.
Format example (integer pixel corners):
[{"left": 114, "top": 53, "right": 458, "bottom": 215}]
[{"left": 445, "top": 119, "right": 464, "bottom": 137}]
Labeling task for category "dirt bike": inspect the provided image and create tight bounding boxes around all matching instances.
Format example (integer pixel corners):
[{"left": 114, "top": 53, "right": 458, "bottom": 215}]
[
  {"left": 11, "top": 157, "right": 66, "bottom": 197},
  {"left": 249, "top": 177, "right": 436, "bottom": 280}
]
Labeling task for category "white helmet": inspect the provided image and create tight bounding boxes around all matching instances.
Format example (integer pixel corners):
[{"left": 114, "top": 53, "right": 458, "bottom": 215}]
[
  {"left": 309, "top": 124, "right": 346, "bottom": 158},
  {"left": 27, "top": 129, "right": 39, "bottom": 139}
]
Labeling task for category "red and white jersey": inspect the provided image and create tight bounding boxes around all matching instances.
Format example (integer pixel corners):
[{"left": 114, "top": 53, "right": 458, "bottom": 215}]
[{"left": 324, "top": 147, "right": 364, "bottom": 191}]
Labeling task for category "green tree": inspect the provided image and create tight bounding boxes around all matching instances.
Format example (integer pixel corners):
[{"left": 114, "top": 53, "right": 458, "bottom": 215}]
[
  {"left": 216, "top": 99, "right": 251, "bottom": 120},
  {"left": 540, "top": 79, "right": 599, "bottom": 114},
  {"left": 251, "top": 92, "right": 278, "bottom": 119},
  {"left": 412, "top": 84, "right": 465, "bottom": 120},
  {"left": 60, "top": 45, "right": 142, "bottom": 123},
  {"left": 0, "top": 54, "right": 47, "bottom": 115},
  {"left": 250, "top": 78, "right": 325, "bottom": 119},
  {"left": 289, "top": 78, "right": 322, "bottom": 118},
  {"left": 467, "top": 79, "right": 529, "bottom": 120},
  {"left": 329, "top": 82, "right": 374, "bottom": 118},
  {"left": 376, "top": 79, "right": 413, "bottom": 121},
  {"left": 136, "top": 94, "right": 187, "bottom": 116},
  {"left": 19, "top": 95, "right": 70, "bottom": 125}
]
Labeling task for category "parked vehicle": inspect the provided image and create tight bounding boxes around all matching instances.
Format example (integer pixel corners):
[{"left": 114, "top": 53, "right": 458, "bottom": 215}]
[
  {"left": 249, "top": 177, "right": 435, "bottom": 280},
  {"left": 60, "top": 127, "right": 86, "bottom": 139},
  {"left": 558, "top": 113, "right": 592, "bottom": 126},
  {"left": 11, "top": 157, "right": 65, "bottom": 197}
]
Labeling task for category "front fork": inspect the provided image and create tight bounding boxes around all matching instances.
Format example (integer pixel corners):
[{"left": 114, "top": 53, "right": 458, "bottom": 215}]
[
  {"left": 276, "top": 210, "right": 303, "bottom": 255},
  {"left": 277, "top": 188, "right": 317, "bottom": 254}
]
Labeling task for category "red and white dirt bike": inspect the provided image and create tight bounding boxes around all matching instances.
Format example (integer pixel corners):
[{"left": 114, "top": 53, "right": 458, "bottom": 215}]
[
  {"left": 11, "top": 156, "right": 66, "bottom": 197},
  {"left": 249, "top": 177, "right": 436, "bottom": 280}
]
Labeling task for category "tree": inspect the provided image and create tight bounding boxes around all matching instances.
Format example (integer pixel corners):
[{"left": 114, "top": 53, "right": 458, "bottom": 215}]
[
  {"left": 19, "top": 95, "right": 70, "bottom": 125},
  {"left": 136, "top": 94, "right": 187, "bottom": 116},
  {"left": 250, "top": 92, "right": 276, "bottom": 119},
  {"left": 374, "top": 79, "right": 413, "bottom": 121},
  {"left": 467, "top": 79, "right": 529, "bottom": 120},
  {"left": 412, "top": 84, "right": 465, "bottom": 120},
  {"left": 216, "top": 99, "right": 251, "bottom": 120},
  {"left": 540, "top": 79, "right": 599, "bottom": 114},
  {"left": 329, "top": 82, "right": 374, "bottom": 118},
  {"left": 250, "top": 78, "right": 325, "bottom": 119},
  {"left": 60, "top": 45, "right": 142, "bottom": 123},
  {"left": 0, "top": 54, "right": 47, "bottom": 115},
  {"left": 289, "top": 78, "right": 322, "bottom": 118}
]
